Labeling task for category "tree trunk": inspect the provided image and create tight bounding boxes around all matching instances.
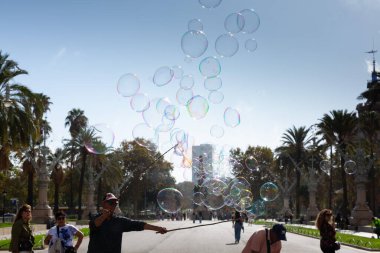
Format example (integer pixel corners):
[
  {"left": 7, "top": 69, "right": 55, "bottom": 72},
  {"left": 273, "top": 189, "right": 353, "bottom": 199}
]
[
  {"left": 27, "top": 171, "right": 33, "bottom": 208},
  {"left": 54, "top": 183, "right": 59, "bottom": 214},
  {"left": 77, "top": 148, "right": 87, "bottom": 220}
]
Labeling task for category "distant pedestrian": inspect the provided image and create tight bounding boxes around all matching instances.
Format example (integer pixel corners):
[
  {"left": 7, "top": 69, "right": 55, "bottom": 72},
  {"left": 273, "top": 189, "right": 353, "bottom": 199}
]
[
  {"left": 192, "top": 212, "right": 196, "bottom": 223},
  {"left": 335, "top": 213, "right": 341, "bottom": 229},
  {"left": 242, "top": 223, "right": 287, "bottom": 253},
  {"left": 233, "top": 211, "right": 244, "bottom": 244},
  {"left": 316, "top": 209, "right": 340, "bottom": 253},
  {"left": 9, "top": 204, "right": 34, "bottom": 253},
  {"left": 198, "top": 211, "right": 203, "bottom": 223}
]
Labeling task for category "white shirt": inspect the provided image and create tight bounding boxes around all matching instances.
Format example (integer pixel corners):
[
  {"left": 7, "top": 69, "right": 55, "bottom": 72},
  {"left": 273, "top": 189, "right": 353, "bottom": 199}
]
[{"left": 46, "top": 224, "right": 79, "bottom": 249}]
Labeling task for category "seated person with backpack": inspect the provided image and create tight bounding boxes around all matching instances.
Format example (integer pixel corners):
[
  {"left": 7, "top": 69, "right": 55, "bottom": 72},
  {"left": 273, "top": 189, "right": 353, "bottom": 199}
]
[{"left": 44, "top": 211, "right": 84, "bottom": 253}]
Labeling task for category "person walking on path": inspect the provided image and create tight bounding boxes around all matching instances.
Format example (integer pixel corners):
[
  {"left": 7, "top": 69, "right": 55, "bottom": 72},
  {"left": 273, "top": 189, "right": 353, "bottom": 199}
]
[
  {"left": 241, "top": 223, "right": 287, "bottom": 253},
  {"left": 372, "top": 217, "right": 380, "bottom": 239},
  {"left": 87, "top": 193, "right": 167, "bottom": 253},
  {"left": 44, "top": 211, "right": 84, "bottom": 252},
  {"left": 9, "top": 204, "right": 34, "bottom": 253},
  {"left": 233, "top": 211, "right": 244, "bottom": 244},
  {"left": 316, "top": 209, "right": 340, "bottom": 253}
]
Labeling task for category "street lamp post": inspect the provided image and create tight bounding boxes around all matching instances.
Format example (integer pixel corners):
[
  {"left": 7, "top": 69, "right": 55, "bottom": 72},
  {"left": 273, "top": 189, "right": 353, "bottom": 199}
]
[{"left": 2, "top": 190, "right": 7, "bottom": 223}]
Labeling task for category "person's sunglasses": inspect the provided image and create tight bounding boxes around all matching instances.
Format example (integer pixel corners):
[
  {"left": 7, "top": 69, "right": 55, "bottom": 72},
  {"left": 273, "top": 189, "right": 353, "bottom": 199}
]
[{"left": 106, "top": 200, "right": 118, "bottom": 206}]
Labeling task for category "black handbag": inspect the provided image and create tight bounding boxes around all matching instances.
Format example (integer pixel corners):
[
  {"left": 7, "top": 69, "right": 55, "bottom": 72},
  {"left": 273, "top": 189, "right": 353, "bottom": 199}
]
[
  {"left": 64, "top": 246, "right": 76, "bottom": 253},
  {"left": 19, "top": 240, "right": 33, "bottom": 251}
]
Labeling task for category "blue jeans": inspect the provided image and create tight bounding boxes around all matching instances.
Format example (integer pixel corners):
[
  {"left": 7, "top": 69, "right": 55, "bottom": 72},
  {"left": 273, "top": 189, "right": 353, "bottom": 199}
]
[{"left": 235, "top": 222, "right": 242, "bottom": 242}]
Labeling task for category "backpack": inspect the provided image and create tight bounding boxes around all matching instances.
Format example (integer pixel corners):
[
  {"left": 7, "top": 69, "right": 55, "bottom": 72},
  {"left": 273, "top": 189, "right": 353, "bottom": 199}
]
[{"left": 48, "top": 226, "right": 65, "bottom": 253}]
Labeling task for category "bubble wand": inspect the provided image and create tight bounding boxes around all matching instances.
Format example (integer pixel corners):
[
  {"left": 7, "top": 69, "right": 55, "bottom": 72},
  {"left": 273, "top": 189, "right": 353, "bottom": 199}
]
[{"left": 157, "top": 220, "right": 231, "bottom": 233}]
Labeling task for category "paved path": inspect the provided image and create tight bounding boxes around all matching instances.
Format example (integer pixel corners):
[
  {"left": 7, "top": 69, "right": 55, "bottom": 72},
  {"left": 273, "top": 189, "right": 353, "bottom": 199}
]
[{"left": 33, "top": 221, "right": 374, "bottom": 253}]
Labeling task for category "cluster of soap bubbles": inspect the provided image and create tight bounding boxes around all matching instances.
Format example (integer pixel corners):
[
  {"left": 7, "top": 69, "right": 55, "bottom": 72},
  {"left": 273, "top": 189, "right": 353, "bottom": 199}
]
[
  {"left": 156, "top": 152, "right": 280, "bottom": 217},
  {"left": 320, "top": 159, "right": 357, "bottom": 175},
  {"left": 111, "top": 1, "right": 263, "bottom": 214}
]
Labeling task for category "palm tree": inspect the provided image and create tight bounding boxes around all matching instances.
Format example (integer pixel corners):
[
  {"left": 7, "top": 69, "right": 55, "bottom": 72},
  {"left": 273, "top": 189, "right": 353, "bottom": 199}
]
[
  {"left": 275, "top": 126, "right": 312, "bottom": 218},
  {"left": 358, "top": 111, "right": 380, "bottom": 215},
  {"left": 317, "top": 110, "right": 357, "bottom": 219},
  {"left": 64, "top": 108, "right": 88, "bottom": 213},
  {"left": 51, "top": 163, "right": 64, "bottom": 214}
]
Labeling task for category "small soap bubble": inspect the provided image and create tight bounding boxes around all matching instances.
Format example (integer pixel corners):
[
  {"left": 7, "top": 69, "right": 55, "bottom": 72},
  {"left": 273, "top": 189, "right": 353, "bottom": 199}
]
[
  {"left": 186, "top": 95, "right": 209, "bottom": 120},
  {"left": 117, "top": 73, "right": 140, "bottom": 97},
  {"left": 153, "top": 66, "right": 174, "bottom": 87},
  {"left": 245, "top": 38, "right": 258, "bottom": 53},
  {"left": 224, "top": 13, "right": 244, "bottom": 34},
  {"left": 181, "top": 30, "right": 208, "bottom": 58},
  {"left": 199, "top": 56, "right": 221, "bottom": 78},
  {"left": 208, "top": 90, "right": 224, "bottom": 104},
  {"left": 215, "top": 34, "right": 239, "bottom": 58},
  {"left": 210, "top": 124, "right": 224, "bottom": 138},
  {"left": 180, "top": 75, "right": 195, "bottom": 90},
  {"left": 188, "top": 19, "right": 204, "bottom": 31},
  {"left": 224, "top": 107, "right": 240, "bottom": 127},
  {"left": 239, "top": 9, "right": 260, "bottom": 34},
  {"left": 130, "top": 93, "right": 150, "bottom": 112},
  {"left": 198, "top": 0, "right": 222, "bottom": 9},
  {"left": 344, "top": 160, "right": 357, "bottom": 175},
  {"left": 204, "top": 77, "right": 222, "bottom": 91}
]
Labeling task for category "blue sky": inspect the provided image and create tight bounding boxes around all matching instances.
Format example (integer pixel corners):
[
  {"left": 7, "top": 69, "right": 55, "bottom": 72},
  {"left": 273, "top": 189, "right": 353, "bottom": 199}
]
[{"left": 1, "top": 0, "right": 380, "bottom": 181}]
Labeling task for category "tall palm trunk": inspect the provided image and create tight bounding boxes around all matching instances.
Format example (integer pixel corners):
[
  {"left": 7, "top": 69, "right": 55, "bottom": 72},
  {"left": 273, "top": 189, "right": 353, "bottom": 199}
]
[
  {"left": 27, "top": 171, "right": 33, "bottom": 208},
  {"left": 296, "top": 170, "right": 301, "bottom": 218},
  {"left": 340, "top": 145, "right": 348, "bottom": 220},
  {"left": 78, "top": 147, "right": 88, "bottom": 220},
  {"left": 54, "top": 183, "right": 59, "bottom": 213},
  {"left": 69, "top": 145, "right": 75, "bottom": 213}
]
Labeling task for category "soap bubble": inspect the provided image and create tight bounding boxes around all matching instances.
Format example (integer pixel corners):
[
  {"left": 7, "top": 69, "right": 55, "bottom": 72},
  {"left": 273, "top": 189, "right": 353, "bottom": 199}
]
[
  {"left": 84, "top": 124, "right": 115, "bottom": 154},
  {"left": 344, "top": 160, "right": 357, "bottom": 175},
  {"left": 157, "top": 188, "right": 184, "bottom": 213},
  {"left": 260, "top": 182, "right": 279, "bottom": 201},
  {"left": 117, "top": 73, "right": 140, "bottom": 97},
  {"left": 181, "top": 30, "right": 208, "bottom": 58}
]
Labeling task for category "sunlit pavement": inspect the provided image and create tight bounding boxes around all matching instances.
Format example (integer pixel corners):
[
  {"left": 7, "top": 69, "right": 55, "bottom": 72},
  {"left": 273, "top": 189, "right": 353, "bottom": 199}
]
[{"left": 35, "top": 220, "right": 372, "bottom": 253}]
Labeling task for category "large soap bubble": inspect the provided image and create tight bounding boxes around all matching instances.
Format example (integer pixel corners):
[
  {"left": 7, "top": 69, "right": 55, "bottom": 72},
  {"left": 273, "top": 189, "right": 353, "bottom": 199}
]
[
  {"left": 157, "top": 188, "right": 184, "bottom": 213},
  {"left": 84, "top": 124, "right": 115, "bottom": 154},
  {"left": 260, "top": 182, "right": 279, "bottom": 201},
  {"left": 181, "top": 30, "right": 208, "bottom": 58}
]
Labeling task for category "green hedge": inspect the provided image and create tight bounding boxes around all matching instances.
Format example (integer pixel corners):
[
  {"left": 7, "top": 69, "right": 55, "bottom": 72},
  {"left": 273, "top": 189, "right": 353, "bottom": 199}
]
[
  {"left": 254, "top": 220, "right": 380, "bottom": 250},
  {"left": 0, "top": 227, "right": 89, "bottom": 251}
]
